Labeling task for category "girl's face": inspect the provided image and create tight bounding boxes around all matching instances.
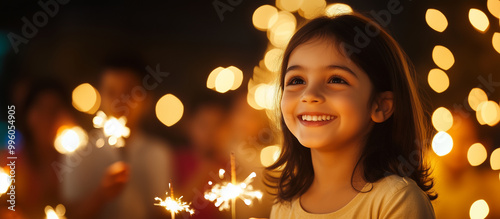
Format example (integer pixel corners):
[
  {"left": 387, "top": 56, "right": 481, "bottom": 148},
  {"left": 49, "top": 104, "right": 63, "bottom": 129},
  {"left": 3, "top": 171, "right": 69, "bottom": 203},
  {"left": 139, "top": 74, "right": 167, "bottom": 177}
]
[{"left": 281, "top": 38, "right": 375, "bottom": 151}]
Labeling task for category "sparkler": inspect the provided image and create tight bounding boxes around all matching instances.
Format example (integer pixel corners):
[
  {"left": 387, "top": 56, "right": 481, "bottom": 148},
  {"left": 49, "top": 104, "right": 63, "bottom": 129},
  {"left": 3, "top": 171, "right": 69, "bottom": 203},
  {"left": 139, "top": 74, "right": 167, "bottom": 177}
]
[
  {"left": 204, "top": 153, "right": 263, "bottom": 219},
  {"left": 154, "top": 181, "right": 194, "bottom": 219},
  {"left": 92, "top": 110, "right": 130, "bottom": 148}
]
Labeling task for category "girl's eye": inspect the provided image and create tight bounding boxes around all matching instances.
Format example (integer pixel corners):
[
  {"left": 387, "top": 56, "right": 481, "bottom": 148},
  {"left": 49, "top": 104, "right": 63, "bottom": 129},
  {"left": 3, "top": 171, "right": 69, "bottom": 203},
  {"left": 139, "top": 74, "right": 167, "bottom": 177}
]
[
  {"left": 328, "top": 76, "right": 348, "bottom": 85},
  {"left": 287, "top": 77, "right": 305, "bottom": 85}
]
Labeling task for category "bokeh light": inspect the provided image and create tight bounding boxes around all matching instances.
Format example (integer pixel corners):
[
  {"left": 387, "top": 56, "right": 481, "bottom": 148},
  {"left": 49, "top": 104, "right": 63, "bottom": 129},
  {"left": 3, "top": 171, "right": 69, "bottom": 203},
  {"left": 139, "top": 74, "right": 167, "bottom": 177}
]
[
  {"left": 467, "top": 143, "right": 487, "bottom": 166},
  {"left": 254, "top": 83, "right": 278, "bottom": 110},
  {"left": 427, "top": 68, "right": 449, "bottom": 93},
  {"left": 469, "top": 8, "right": 490, "bottom": 32},
  {"left": 260, "top": 145, "right": 281, "bottom": 167},
  {"left": 247, "top": 80, "right": 264, "bottom": 110},
  {"left": 0, "top": 168, "right": 11, "bottom": 196},
  {"left": 264, "top": 48, "right": 284, "bottom": 72},
  {"left": 72, "top": 83, "right": 101, "bottom": 114},
  {"left": 432, "top": 45, "right": 455, "bottom": 70},
  {"left": 470, "top": 199, "right": 489, "bottom": 219},
  {"left": 267, "top": 11, "right": 296, "bottom": 48},
  {"left": 432, "top": 131, "right": 453, "bottom": 156},
  {"left": 478, "top": 101, "right": 500, "bottom": 126},
  {"left": 207, "top": 66, "right": 243, "bottom": 93},
  {"left": 207, "top": 67, "right": 224, "bottom": 89},
  {"left": 468, "top": 88, "right": 488, "bottom": 111},
  {"left": 432, "top": 107, "right": 453, "bottom": 131},
  {"left": 45, "top": 204, "right": 66, "bottom": 219},
  {"left": 252, "top": 5, "right": 279, "bottom": 31},
  {"left": 276, "top": 0, "right": 302, "bottom": 12},
  {"left": 298, "top": 0, "right": 326, "bottom": 19},
  {"left": 325, "top": 3, "right": 352, "bottom": 17},
  {"left": 487, "top": 0, "right": 500, "bottom": 18},
  {"left": 493, "top": 32, "right": 500, "bottom": 54},
  {"left": 215, "top": 68, "right": 235, "bottom": 93},
  {"left": 476, "top": 101, "right": 487, "bottom": 125},
  {"left": 490, "top": 148, "right": 500, "bottom": 170},
  {"left": 54, "top": 126, "right": 88, "bottom": 154},
  {"left": 228, "top": 66, "right": 244, "bottom": 90},
  {"left": 156, "top": 94, "right": 184, "bottom": 127},
  {"left": 425, "top": 9, "right": 448, "bottom": 32}
]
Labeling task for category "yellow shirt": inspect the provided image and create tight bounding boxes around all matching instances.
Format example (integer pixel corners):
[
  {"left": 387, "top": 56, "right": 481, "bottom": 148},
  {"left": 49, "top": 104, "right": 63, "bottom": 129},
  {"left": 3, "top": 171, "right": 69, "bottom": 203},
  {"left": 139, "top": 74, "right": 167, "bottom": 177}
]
[{"left": 270, "top": 175, "right": 435, "bottom": 219}]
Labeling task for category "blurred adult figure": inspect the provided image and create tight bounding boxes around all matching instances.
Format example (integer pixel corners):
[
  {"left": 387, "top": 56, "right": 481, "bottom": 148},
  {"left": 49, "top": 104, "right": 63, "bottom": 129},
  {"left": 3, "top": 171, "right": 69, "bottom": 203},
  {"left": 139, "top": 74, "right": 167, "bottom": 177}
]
[
  {"left": 0, "top": 79, "right": 75, "bottom": 218},
  {"left": 61, "top": 54, "right": 172, "bottom": 219}
]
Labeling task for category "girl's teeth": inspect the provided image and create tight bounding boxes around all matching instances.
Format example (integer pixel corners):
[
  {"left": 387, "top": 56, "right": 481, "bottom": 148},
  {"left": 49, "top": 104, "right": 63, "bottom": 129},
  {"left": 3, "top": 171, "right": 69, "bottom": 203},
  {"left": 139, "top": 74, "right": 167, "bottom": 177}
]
[{"left": 301, "top": 115, "right": 333, "bottom": 121}]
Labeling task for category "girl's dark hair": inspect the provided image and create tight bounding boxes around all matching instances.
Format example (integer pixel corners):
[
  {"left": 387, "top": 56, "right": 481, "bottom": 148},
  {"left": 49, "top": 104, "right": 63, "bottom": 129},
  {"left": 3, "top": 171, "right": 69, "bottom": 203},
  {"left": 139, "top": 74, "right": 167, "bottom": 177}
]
[{"left": 265, "top": 13, "right": 436, "bottom": 202}]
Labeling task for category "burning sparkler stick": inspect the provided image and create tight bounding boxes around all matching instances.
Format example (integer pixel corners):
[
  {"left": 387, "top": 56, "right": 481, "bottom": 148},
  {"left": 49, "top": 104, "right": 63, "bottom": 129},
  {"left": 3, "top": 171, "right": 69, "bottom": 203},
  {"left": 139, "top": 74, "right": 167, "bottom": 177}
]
[
  {"left": 204, "top": 152, "right": 263, "bottom": 219},
  {"left": 154, "top": 180, "right": 194, "bottom": 219}
]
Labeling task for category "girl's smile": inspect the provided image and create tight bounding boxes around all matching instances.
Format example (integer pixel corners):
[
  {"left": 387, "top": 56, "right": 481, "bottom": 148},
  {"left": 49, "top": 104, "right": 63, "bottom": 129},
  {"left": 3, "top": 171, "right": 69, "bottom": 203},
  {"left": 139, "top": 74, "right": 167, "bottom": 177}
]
[{"left": 297, "top": 113, "right": 337, "bottom": 127}]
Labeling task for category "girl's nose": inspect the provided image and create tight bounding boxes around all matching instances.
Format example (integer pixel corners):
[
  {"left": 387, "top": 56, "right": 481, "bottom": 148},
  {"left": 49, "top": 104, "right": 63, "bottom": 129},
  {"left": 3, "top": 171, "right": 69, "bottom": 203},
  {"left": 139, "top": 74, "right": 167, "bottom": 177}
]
[{"left": 300, "top": 86, "right": 325, "bottom": 103}]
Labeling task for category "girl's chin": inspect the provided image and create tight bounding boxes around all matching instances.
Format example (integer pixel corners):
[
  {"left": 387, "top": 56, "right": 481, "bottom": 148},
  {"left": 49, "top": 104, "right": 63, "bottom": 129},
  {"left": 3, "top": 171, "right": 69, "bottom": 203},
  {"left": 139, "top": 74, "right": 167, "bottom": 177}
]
[{"left": 298, "top": 139, "right": 332, "bottom": 149}]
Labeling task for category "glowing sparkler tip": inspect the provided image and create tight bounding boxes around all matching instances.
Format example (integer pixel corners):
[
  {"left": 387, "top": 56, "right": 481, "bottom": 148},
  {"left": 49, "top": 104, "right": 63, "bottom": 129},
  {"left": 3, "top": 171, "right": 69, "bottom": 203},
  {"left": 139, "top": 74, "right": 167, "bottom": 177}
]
[
  {"left": 154, "top": 192, "right": 194, "bottom": 216},
  {"left": 204, "top": 172, "right": 263, "bottom": 212}
]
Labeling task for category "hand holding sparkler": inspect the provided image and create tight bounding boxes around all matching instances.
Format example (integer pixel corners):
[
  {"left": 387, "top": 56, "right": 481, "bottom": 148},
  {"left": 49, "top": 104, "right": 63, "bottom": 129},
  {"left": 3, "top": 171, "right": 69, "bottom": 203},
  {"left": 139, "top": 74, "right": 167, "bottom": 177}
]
[{"left": 99, "top": 161, "right": 130, "bottom": 201}]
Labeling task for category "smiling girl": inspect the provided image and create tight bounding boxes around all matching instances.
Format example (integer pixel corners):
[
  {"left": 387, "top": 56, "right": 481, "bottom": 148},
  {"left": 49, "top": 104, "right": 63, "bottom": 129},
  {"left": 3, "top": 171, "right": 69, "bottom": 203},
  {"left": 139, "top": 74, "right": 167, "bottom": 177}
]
[{"left": 266, "top": 14, "right": 436, "bottom": 218}]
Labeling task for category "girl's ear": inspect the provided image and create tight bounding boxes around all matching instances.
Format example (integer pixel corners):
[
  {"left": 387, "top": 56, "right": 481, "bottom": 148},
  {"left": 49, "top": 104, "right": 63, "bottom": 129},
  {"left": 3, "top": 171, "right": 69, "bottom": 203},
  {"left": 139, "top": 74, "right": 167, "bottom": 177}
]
[{"left": 371, "top": 91, "right": 394, "bottom": 123}]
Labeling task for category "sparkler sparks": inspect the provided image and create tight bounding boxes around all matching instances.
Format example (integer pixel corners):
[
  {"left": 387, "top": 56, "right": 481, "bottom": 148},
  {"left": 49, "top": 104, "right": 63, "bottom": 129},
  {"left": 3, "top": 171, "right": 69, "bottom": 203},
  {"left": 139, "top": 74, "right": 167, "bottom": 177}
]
[
  {"left": 204, "top": 172, "right": 263, "bottom": 210},
  {"left": 154, "top": 182, "right": 194, "bottom": 219},
  {"left": 92, "top": 111, "right": 130, "bottom": 147},
  {"left": 204, "top": 153, "right": 263, "bottom": 219}
]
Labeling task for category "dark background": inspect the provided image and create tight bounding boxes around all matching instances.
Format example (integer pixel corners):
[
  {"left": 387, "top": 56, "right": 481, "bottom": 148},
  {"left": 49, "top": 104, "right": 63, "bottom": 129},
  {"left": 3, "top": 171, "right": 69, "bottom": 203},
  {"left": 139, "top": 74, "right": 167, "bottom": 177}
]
[{"left": 0, "top": 0, "right": 499, "bottom": 145}]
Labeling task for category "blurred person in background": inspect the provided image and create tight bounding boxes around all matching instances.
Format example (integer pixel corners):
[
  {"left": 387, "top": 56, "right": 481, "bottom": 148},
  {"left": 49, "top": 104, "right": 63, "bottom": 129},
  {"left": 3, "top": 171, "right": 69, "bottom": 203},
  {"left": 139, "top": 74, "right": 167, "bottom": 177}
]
[
  {"left": 175, "top": 91, "right": 275, "bottom": 218},
  {"left": 174, "top": 91, "right": 231, "bottom": 219},
  {"left": 0, "top": 79, "right": 76, "bottom": 218},
  {"left": 431, "top": 111, "right": 500, "bottom": 218},
  {"left": 61, "top": 54, "right": 172, "bottom": 219},
  {"left": 223, "top": 92, "right": 276, "bottom": 219}
]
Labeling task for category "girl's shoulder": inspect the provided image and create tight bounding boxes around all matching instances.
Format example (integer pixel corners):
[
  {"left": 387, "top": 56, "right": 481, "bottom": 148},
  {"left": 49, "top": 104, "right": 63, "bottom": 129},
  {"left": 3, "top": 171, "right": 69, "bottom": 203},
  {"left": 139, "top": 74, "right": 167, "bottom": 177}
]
[
  {"left": 370, "top": 174, "right": 420, "bottom": 195},
  {"left": 365, "top": 174, "right": 435, "bottom": 218},
  {"left": 269, "top": 175, "right": 435, "bottom": 219}
]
